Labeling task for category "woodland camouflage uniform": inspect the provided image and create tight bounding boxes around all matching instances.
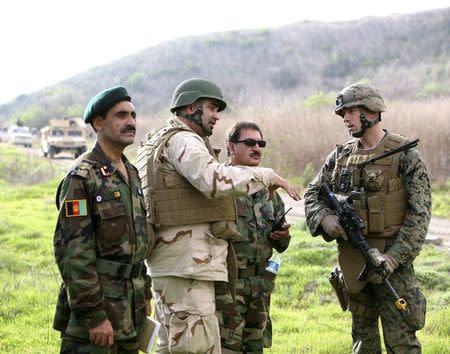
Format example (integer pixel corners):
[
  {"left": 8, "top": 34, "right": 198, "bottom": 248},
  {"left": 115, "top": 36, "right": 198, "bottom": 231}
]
[
  {"left": 53, "top": 143, "right": 152, "bottom": 353},
  {"left": 217, "top": 188, "right": 290, "bottom": 353},
  {"left": 303, "top": 84, "right": 431, "bottom": 354}
]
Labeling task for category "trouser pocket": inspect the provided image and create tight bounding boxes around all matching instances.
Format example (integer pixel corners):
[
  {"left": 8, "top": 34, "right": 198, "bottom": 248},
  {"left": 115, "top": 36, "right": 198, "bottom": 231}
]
[
  {"left": 404, "top": 287, "right": 426, "bottom": 331},
  {"left": 169, "top": 312, "right": 218, "bottom": 353}
]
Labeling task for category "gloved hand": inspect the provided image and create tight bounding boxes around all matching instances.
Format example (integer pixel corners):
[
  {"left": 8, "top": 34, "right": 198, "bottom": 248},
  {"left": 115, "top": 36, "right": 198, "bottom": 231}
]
[
  {"left": 367, "top": 253, "right": 399, "bottom": 284},
  {"left": 320, "top": 214, "right": 346, "bottom": 239}
]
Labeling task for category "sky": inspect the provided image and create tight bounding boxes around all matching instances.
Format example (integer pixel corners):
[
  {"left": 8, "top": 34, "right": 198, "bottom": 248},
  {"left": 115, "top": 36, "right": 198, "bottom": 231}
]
[{"left": 1, "top": 0, "right": 449, "bottom": 105}]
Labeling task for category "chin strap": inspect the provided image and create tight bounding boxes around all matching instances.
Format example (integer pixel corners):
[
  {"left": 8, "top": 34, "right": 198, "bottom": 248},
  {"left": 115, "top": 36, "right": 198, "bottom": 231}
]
[
  {"left": 352, "top": 109, "right": 381, "bottom": 138},
  {"left": 177, "top": 107, "right": 212, "bottom": 136}
]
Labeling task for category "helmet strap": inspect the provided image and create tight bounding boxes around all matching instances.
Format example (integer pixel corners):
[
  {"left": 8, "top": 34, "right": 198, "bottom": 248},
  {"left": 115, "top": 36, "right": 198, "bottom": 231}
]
[
  {"left": 352, "top": 109, "right": 381, "bottom": 138},
  {"left": 177, "top": 105, "right": 213, "bottom": 136}
]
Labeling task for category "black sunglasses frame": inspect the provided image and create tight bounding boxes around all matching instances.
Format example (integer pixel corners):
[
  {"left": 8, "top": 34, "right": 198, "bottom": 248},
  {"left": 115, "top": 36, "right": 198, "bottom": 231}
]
[{"left": 233, "top": 138, "right": 267, "bottom": 148}]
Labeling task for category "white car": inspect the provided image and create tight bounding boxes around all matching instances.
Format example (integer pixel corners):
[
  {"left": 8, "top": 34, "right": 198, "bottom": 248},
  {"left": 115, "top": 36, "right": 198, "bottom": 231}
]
[{"left": 8, "top": 126, "right": 33, "bottom": 147}]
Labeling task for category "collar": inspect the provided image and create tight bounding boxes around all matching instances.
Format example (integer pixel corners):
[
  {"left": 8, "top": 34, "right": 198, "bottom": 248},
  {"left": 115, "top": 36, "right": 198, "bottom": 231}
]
[
  {"left": 169, "top": 116, "right": 197, "bottom": 135},
  {"left": 89, "top": 142, "right": 133, "bottom": 177}
]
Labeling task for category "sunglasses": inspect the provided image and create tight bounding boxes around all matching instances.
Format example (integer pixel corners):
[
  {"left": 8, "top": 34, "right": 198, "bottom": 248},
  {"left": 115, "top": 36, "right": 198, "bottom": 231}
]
[{"left": 234, "top": 138, "right": 267, "bottom": 148}]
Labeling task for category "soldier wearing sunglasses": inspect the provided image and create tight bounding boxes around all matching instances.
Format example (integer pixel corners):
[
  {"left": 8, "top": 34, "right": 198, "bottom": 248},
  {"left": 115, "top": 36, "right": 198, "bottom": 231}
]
[{"left": 216, "top": 121, "right": 292, "bottom": 353}]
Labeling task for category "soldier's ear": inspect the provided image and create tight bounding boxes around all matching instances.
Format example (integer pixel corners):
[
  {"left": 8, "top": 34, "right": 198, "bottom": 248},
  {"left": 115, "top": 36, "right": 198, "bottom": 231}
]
[
  {"left": 185, "top": 103, "right": 197, "bottom": 115},
  {"left": 92, "top": 116, "right": 104, "bottom": 132},
  {"left": 227, "top": 142, "right": 235, "bottom": 157}
]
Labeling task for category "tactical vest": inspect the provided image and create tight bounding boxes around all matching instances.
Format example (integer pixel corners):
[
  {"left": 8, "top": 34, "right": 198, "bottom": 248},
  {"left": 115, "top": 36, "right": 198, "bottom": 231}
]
[
  {"left": 332, "top": 133, "right": 409, "bottom": 294},
  {"left": 332, "top": 132, "right": 408, "bottom": 238},
  {"left": 136, "top": 120, "right": 237, "bottom": 228}
]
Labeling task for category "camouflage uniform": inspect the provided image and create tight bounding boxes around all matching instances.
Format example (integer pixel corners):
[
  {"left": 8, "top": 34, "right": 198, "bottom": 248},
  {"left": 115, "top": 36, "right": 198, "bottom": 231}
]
[
  {"left": 217, "top": 189, "right": 290, "bottom": 353},
  {"left": 53, "top": 143, "right": 152, "bottom": 353},
  {"left": 304, "top": 132, "right": 431, "bottom": 354},
  {"left": 137, "top": 117, "right": 278, "bottom": 354}
]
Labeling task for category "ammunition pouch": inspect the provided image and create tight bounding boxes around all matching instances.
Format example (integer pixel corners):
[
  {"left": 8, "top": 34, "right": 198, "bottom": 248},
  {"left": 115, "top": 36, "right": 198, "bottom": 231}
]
[
  {"left": 329, "top": 266, "right": 349, "bottom": 311},
  {"left": 210, "top": 220, "right": 241, "bottom": 240},
  {"left": 95, "top": 258, "right": 144, "bottom": 279}
]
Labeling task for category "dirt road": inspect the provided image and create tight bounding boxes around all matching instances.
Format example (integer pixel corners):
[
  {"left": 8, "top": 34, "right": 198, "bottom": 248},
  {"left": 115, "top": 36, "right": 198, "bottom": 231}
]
[
  {"left": 279, "top": 192, "right": 450, "bottom": 253},
  {"left": 27, "top": 146, "right": 74, "bottom": 170}
]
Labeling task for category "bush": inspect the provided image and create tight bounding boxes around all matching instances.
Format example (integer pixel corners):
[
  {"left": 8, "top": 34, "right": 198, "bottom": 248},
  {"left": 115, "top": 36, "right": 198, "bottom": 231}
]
[{"left": 0, "top": 145, "right": 59, "bottom": 185}]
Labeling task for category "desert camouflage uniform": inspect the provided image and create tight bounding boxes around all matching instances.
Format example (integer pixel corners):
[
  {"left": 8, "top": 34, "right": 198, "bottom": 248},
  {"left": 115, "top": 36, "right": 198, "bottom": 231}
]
[
  {"left": 138, "top": 117, "right": 277, "bottom": 354},
  {"left": 53, "top": 143, "right": 152, "bottom": 353},
  {"left": 217, "top": 188, "right": 290, "bottom": 353},
  {"left": 304, "top": 132, "right": 431, "bottom": 354}
]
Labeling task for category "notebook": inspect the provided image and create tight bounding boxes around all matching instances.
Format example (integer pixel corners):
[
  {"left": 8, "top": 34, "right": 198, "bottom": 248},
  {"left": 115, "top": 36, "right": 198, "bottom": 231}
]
[{"left": 138, "top": 316, "right": 161, "bottom": 353}]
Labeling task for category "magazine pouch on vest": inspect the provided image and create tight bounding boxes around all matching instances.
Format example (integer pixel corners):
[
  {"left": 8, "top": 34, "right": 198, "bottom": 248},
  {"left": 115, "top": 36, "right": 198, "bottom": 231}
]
[{"left": 332, "top": 133, "right": 409, "bottom": 293}]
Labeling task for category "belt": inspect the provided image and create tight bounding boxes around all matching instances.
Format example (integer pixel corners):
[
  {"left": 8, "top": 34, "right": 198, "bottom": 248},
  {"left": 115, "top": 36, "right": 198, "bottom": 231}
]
[
  {"left": 238, "top": 262, "right": 266, "bottom": 278},
  {"left": 95, "top": 258, "right": 144, "bottom": 279}
]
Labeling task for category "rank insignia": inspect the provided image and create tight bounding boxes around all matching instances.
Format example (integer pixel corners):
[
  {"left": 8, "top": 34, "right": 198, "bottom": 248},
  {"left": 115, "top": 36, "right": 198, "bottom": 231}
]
[
  {"left": 65, "top": 199, "right": 88, "bottom": 217},
  {"left": 113, "top": 190, "right": 121, "bottom": 198},
  {"left": 100, "top": 165, "right": 112, "bottom": 177}
]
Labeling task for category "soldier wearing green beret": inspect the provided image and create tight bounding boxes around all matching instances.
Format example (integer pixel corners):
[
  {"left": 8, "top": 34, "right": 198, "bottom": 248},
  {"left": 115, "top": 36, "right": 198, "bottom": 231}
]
[
  {"left": 217, "top": 121, "right": 292, "bottom": 353},
  {"left": 303, "top": 83, "right": 431, "bottom": 353},
  {"left": 53, "top": 86, "right": 153, "bottom": 353}
]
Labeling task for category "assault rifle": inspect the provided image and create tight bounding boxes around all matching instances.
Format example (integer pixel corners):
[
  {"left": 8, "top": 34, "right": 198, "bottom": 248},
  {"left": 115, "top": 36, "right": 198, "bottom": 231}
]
[
  {"left": 320, "top": 183, "right": 410, "bottom": 318},
  {"left": 320, "top": 139, "right": 420, "bottom": 318}
]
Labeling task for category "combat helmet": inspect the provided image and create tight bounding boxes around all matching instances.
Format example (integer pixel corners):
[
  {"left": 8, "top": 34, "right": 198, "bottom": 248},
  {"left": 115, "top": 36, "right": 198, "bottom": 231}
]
[
  {"left": 335, "top": 83, "right": 385, "bottom": 117},
  {"left": 170, "top": 78, "right": 227, "bottom": 113}
]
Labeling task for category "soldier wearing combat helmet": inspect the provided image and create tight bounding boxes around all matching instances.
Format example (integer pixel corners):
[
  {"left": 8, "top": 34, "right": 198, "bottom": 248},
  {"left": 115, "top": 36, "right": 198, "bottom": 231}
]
[
  {"left": 335, "top": 83, "right": 386, "bottom": 137},
  {"left": 53, "top": 86, "right": 152, "bottom": 353},
  {"left": 136, "top": 78, "right": 299, "bottom": 353},
  {"left": 304, "top": 82, "right": 431, "bottom": 353}
]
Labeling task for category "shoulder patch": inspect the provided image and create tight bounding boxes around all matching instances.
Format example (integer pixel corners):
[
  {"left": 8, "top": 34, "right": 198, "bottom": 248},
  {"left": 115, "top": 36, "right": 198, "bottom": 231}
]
[
  {"left": 65, "top": 199, "right": 88, "bottom": 217},
  {"left": 69, "top": 162, "right": 91, "bottom": 178}
]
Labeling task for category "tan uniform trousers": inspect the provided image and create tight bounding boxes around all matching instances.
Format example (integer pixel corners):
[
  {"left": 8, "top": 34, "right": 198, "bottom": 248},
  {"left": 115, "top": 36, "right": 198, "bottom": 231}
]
[{"left": 153, "top": 276, "right": 221, "bottom": 354}]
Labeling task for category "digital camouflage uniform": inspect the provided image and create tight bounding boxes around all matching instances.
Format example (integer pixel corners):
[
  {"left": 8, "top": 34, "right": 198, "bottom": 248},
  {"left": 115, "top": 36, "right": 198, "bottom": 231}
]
[
  {"left": 217, "top": 188, "right": 290, "bottom": 353},
  {"left": 136, "top": 117, "right": 278, "bottom": 354},
  {"left": 53, "top": 143, "right": 152, "bottom": 354},
  {"left": 304, "top": 132, "right": 431, "bottom": 354}
]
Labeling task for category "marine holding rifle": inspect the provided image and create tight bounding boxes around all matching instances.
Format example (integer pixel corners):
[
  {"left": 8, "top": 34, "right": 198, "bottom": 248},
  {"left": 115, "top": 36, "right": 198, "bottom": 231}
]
[{"left": 303, "top": 83, "right": 431, "bottom": 353}]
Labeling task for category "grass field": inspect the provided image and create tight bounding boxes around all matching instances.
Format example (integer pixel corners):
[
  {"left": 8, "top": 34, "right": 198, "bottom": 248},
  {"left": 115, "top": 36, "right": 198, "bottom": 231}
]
[{"left": 0, "top": 144, "right": 449, "bottom": 353}]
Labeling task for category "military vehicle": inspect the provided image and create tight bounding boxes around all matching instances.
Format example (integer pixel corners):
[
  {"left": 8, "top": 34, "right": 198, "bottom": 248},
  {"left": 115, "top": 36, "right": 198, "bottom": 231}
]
[{"left": 41, "top": 117, "right": 87, "bottom": 159}]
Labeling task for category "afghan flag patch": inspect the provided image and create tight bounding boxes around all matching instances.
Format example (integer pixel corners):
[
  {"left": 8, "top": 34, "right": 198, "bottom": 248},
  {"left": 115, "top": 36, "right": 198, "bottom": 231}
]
[{"left": 65, "top": 199, "right": 88, "bottom": 217}]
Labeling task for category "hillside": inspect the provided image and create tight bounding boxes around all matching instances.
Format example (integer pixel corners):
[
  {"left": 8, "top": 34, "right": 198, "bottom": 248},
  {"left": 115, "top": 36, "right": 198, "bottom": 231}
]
[{"left": 0, "top": 7, "right": 449, "bottom": 127}]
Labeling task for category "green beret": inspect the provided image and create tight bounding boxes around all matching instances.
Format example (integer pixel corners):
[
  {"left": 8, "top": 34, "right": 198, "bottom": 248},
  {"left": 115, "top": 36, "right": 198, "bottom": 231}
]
[{"left": 83, "top": 86, "right": 131, "bottom": 123}]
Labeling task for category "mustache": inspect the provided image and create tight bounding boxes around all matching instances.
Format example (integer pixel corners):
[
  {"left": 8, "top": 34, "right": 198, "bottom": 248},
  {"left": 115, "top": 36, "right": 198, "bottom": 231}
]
[
  {"left": 120, "top": 125, "right": 136, "bottom": 133},
  {"left": 250, "top": 152, "right": 261, "bottom": 158}
]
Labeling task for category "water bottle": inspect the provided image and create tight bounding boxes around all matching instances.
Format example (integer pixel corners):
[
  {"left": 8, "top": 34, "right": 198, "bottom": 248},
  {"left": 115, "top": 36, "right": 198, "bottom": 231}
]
[{"left": 265, "top": 253, "right": 281, "bottom": 275}]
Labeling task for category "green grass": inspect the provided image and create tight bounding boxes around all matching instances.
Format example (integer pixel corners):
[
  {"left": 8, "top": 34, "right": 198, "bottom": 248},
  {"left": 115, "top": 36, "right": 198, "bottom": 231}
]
[
  {"left": 0, "top": 179, "right": 62, "bottom": 353},
  {"left": 266, "top": 226, "right": 450, "bottom": 353},
  {"left": 0, "top": 143, "right": 60, "bottom": 184},
  {"left": 0, "top": 144, "right": 449, "bottom": 353},
  {"left": 432, "top": 181, "right": 450, "bottom": 218}
]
